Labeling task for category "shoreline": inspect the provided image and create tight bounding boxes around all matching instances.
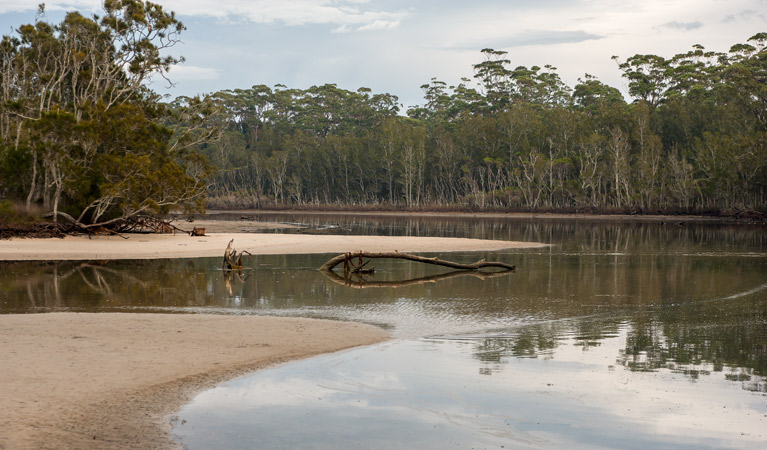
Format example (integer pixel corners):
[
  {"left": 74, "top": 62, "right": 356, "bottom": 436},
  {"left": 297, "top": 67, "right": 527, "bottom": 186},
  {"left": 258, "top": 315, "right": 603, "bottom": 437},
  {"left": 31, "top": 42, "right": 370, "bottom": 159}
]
[
  {"left": 0, "top": 232, "right": 547, "bottom": 261},
  {"left": 0, "top": 313, "right": 389, "bottom": 450},
  {"left": 202, "top": 208, "right": 763, "bottom": 224}
]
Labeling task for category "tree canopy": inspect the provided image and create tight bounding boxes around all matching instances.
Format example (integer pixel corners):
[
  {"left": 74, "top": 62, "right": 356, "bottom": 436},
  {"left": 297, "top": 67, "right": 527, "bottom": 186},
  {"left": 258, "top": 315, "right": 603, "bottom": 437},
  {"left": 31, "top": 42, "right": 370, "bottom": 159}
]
[
  {"left": 191, "top": 35, "right": 766, "bottom": 214},
  {"left": 0, "top": 1, "right": 213, "bottom": 226},
  {"left": 1, "top": 3, "right": 765, "bottom": 218}
]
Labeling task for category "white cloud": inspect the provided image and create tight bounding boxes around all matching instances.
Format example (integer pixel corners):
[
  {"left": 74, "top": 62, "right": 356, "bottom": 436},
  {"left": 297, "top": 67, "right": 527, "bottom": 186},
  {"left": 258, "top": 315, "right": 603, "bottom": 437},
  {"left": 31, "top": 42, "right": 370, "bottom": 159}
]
[
  {"left": 166, "top": 65, "right": 221, "bottom": 82},
  {"left": 659, "top": 20, "right": 704, "bottom": 31},
  {"left": 161, "top": 0, "right": 408, "bottom": 29},
  {"left": 0, "top": 0, "right": 99, "bottom": 14},
  {"left": 0, "top": 0, "right": 409, "bottom": 33},
  {"left": 356, "top": 19, "right": 400, "bottom": 32},
  {"left": 333, "top": 18, "right": 400, "bottom": 33}
]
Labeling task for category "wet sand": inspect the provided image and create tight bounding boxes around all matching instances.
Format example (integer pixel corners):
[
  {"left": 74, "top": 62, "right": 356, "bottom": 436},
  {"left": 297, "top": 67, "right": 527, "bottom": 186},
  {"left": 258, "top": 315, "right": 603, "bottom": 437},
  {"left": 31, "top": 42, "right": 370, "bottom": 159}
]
[{"left": 0, "top": 313, "right": 389, "bottom": 450}]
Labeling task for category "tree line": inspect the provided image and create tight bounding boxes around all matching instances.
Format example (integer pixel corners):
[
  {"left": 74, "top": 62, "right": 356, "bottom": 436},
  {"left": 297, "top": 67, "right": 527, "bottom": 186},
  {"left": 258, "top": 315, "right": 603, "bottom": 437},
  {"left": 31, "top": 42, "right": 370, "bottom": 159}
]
[
  {"left": 198, "top": 36, "right": 767, "bottom": 214},
  {"left": 1, "top": 1, "right": 765, "bottom": 224}
]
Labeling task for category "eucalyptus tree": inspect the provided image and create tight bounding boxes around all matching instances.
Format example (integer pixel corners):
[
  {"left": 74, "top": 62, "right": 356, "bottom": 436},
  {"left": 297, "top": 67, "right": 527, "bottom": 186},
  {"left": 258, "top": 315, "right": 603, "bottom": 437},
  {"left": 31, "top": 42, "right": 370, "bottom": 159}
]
[
  {"left": 722, "top": 33, "right": 767, "bottom": 130},
  {"left": 0, "top": 1, "right": 215, "bottom": 226},
  {"left": 472, "top": 48, "right": 513, "bottom": 112},
  {"left": 629, "top": 102, "right": 664, "bottom": 208},
  {"left": 572, "top": 74, "right": 625, "bottom": 116},
  {"left": 615, "top": 53, "right": 670, "bottom": 108}
]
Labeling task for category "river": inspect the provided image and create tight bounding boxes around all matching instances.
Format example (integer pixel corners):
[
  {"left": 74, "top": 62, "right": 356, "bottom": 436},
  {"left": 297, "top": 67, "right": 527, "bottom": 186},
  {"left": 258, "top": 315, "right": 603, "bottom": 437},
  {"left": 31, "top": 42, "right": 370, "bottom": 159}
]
[{"left": 1, "top": 214, "right": 765, "bottom": 449}]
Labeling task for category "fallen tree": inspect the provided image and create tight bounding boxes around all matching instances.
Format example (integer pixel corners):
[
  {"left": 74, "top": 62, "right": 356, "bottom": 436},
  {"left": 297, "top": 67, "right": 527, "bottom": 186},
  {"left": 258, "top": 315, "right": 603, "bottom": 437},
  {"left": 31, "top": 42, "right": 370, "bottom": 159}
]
[{"left": 319, "top": 251, "right": 515, "bottom": 273}]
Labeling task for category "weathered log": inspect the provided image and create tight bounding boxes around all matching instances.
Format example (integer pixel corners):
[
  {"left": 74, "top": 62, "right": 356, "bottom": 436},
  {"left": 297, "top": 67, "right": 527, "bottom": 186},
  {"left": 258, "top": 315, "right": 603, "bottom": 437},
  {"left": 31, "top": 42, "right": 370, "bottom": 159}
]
[{"left": 320, "top": 251, "right": 515, "bottom": 273}]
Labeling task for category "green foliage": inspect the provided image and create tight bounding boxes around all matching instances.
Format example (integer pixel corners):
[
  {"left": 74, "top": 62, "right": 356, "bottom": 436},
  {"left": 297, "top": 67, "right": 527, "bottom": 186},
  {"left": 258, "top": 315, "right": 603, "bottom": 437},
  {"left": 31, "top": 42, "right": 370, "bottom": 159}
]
[
  {"left": 199, "top": 34, "right": 767, "bottom": 213},
  {"left": 0, "top": 1, "right": 214, "bottom": 225},
  {"left": 5, "top": 3, "right": 756, "bottom": 216}
]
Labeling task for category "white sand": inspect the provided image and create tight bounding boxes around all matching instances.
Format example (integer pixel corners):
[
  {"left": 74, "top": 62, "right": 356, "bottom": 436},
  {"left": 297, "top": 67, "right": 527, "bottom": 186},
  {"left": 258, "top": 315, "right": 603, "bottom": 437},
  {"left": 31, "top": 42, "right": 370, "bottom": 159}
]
[{"left": 0, "top": 232, "right": 547, "bottom": 260}]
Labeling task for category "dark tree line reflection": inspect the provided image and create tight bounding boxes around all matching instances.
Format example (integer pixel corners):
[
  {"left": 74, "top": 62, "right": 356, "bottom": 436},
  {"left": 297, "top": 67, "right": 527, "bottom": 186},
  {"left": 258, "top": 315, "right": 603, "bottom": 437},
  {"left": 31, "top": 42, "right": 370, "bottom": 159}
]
[{"left": 230, "top": 212, "right": 767, "bottom": 251}]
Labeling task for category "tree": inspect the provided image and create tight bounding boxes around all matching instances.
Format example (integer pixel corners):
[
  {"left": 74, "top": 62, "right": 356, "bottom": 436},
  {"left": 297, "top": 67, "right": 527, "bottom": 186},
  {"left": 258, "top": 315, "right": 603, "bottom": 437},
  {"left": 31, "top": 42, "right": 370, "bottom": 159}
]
[
  {"left": 0, "top": 1, "right": 214, "bottom": 226},
  {"left": 616, "top": 54, "right": 670, "bottom": 108}
]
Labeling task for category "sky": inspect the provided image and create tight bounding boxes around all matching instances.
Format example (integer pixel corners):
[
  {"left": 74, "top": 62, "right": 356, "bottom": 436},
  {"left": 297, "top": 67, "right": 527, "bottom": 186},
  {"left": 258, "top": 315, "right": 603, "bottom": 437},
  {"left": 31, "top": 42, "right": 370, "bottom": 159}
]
[{"left": 0, "top": 0, "right": 765, "bottom": 109}]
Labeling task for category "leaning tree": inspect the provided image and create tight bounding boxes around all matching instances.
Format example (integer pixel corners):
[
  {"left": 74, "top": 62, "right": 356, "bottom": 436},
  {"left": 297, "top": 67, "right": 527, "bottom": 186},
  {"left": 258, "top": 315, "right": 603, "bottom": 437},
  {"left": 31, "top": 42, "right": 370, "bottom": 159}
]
[{"left": 0, "top": 1, "right": 216, "bottom": 227}]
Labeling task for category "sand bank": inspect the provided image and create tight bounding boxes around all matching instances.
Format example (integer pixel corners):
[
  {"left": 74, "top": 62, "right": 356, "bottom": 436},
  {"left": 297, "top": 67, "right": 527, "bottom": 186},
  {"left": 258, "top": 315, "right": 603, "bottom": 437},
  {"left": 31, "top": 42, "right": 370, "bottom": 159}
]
[
  {"left": 0, "top": 313, "right": 389, "bottom": 450},
  {"left": 0, "top": 232, "right": 547, "bottom": 261}
]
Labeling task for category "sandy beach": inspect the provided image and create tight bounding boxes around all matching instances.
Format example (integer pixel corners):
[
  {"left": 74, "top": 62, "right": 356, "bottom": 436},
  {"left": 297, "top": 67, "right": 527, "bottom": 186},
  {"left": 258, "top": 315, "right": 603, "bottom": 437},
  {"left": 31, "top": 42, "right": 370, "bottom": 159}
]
[
  {"left": 0, "top": 313, "right": 389, "bottom": 450},
  {"left": 0, "top": 232, "right": 546, "bottom": 260},
  {"left": 0, "top": 228, "right": 545, "bottom": 449}
]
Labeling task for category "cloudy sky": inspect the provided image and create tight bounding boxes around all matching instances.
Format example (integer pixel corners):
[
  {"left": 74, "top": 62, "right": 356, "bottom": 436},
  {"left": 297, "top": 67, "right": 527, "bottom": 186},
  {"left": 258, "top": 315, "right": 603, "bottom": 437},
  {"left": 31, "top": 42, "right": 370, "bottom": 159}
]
[{"left": 0, "top": 0, "right": 765, "bottom": 108}]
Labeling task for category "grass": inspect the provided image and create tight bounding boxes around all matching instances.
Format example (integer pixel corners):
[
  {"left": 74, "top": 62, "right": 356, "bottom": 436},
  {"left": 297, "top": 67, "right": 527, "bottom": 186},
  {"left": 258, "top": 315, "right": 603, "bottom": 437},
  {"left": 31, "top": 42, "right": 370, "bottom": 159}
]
[{"left": 0, "top": 200, "right": 44, "bottom": 226}]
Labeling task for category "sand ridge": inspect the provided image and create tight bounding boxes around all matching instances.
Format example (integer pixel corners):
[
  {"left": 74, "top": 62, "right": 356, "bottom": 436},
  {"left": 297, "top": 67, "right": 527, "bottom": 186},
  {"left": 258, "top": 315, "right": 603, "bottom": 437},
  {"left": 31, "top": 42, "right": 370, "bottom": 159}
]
[{"left": 0, "top": 232, "right": 547, "bottom": 260}]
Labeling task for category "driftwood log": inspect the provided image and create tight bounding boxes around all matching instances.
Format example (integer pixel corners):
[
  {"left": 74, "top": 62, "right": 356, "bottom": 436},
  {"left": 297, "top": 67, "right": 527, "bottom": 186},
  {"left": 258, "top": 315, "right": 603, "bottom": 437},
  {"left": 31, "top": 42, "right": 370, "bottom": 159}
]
[{"left": 320, "top": 251, "right": 515, "bottom": 273}]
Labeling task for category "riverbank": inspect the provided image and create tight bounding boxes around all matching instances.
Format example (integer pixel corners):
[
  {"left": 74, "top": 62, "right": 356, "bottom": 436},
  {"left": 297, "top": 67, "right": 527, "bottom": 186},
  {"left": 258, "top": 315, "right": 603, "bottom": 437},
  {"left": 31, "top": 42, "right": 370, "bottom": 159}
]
[
  {"left": 0, "top": 313, "right": 389, "bottom": 450},
  {"left": 204, "top": 208, "right": 763, "bottom": 223},
  {"left": 0, "top": 232, "right": 546, "bottom": 260}
]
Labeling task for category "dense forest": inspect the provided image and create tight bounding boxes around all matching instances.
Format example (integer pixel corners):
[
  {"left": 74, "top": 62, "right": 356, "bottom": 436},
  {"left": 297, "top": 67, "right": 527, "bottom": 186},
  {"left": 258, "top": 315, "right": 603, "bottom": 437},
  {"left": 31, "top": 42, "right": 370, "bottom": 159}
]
[
  {"left": 196, "top": 38, "right": 767, "bottom": 214},
  {"left": 1, "top": 1, "right": 766, "bottom": 224}
]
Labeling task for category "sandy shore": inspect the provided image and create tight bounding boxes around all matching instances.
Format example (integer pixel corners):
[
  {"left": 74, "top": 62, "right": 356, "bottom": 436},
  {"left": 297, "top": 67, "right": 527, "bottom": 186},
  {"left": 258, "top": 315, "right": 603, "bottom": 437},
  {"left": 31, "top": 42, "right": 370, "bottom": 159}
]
[
  {"left": 0, "top": 232, "right": 546, "bottom": 260},
  {"left": 0, "top": 229, "right": 545, "bottom": 448},
  {"left": 0, "top": 313, "right": 389, "bottom": 450}
]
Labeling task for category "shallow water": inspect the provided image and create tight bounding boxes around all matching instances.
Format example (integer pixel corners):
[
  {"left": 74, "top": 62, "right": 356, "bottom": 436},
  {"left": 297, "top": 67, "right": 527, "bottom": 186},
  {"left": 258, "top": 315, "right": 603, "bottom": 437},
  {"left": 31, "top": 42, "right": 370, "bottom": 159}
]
[{"left": 2, "top": 216, "right": 766, "bottom": 448}]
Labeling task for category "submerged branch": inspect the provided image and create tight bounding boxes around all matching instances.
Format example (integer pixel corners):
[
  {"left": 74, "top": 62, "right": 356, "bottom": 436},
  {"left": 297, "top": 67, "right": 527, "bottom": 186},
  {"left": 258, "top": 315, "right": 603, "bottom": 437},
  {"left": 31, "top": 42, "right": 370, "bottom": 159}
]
[
  {"left": 321, "top": 268, "right": 514, "bottom": 289},
  {"left": 320, "top": 251, "right": 516, "bottom": 273}
]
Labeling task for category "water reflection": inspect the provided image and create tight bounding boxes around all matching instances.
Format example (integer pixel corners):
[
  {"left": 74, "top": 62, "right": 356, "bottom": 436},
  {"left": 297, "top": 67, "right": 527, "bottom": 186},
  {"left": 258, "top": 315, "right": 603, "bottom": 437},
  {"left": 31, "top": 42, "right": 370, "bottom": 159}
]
[
  {"left": 174, "top": 338, "right": 767, "bottom": 450},
  {"left": 3, "top": 215, "right": 767, "bottom": 447},
  {"left": 2, "top": 228, "right": 766, "bottom": 387}
]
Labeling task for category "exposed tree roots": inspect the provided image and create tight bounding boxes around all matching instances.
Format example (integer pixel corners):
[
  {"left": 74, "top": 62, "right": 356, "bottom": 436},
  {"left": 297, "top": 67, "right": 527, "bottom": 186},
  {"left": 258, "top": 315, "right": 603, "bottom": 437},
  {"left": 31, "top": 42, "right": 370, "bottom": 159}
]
[
  {"left": 0, "top": 223, "right": 76, "bottom": 240},
  {"left": 2, "top": 216, "right": 187, "bottom": 240}
]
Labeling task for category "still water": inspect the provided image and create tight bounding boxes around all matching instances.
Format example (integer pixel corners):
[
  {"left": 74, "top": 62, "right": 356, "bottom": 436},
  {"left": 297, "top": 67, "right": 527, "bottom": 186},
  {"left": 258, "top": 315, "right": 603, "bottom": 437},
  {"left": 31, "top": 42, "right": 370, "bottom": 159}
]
[{"left": 2, "top": 215, "right": 766, "bottom": 448}]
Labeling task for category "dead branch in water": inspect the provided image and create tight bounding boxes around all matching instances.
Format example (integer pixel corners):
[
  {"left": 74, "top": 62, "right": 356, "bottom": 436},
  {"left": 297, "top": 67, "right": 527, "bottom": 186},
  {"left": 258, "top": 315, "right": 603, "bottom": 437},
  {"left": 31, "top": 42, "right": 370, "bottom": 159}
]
[
  {"left": 321, "top": 268, "right": 513, "bottom": 289},
  {"left": 319, "top": 251, "right": 515, "bottom": 273},
  {"left": 223, "top": 239, "right": 252, "bottom": 270}
]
